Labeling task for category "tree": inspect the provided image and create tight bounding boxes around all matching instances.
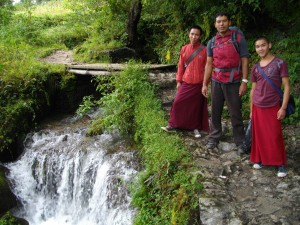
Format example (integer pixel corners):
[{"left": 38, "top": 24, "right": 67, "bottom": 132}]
[{"left": 126, "top": 0, "right": 142, "bottom": 49}]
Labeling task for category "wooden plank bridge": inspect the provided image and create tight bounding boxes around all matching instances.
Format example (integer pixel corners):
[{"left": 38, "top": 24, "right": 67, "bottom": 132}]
[{"left": 66, "top": 63, "right": 177, "bottom": 76}]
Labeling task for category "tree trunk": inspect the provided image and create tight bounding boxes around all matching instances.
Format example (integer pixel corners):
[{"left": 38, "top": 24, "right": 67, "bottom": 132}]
[{"left": 126, "top": 0, "right": 142, "bottom": 49}]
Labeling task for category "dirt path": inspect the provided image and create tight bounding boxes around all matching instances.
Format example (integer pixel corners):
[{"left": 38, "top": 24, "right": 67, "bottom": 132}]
[{"left": 41, "top": 50, "right": 77, "bottom": 64}]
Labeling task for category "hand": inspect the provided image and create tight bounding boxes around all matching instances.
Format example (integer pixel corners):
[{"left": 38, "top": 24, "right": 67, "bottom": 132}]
[
  {"left": 277, "top": 108, "right": 286, "bottom": 120},
  {"left": 176, "top": 82, "right": 181, "bottom": 89},
  {"left": 239, "top": 82, "right": 247, "bottom": 96},
  {"left": 202, "top": 85, "right": 208, "bottom": 97}
]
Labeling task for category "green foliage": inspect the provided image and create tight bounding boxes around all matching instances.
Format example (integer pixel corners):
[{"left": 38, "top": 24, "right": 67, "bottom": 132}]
[
  {"left": 0, "top": 212, "right": 21, "bottom": 225},
  {"left": 37, "top": 21, "right": 88, "bottom": 48},
  {"left": 76, "top": 95, "right": 96, "bottom": 118},
  {"left": 0, "top": 100, "right": 35, "bottom": 151},
  {"left": 98, "top": 62, "right": 151, "bottom": 134},
  {"left": 93, "top": 74, "right": 116, "bottom": 96},
  {"left": 0, "top": 0, "right": 14, "bottom": 26},
  {"left": 0, "top": 1, "right": 88, "bottom": 49},
  {"left": 62, "top": 0, "right": 129, "bottom": 62},
  {"left": 86, "top": 117, "right": 104, "bottom": 136},
  {"left": 260, "top": 0, "right": 299, "bottom": 29},
  {"left": 93, "top": 61, "right": 203, "bottom": 224},
  {"left": 0, "top": 1, "right": 80, "bottom": 153},
  {"left": 140, "top": 0, "right": 264, "bottom": 62},
  {"left": 132, "top": 123, "right": 201, "bottom": 223},
  {"left": 0, "top": 67, "right": 51, "bottom": 152},
  {"left": 273, "top": 34, "right": 300, "bottom": 124},
  {"left": 59, "top": 73, "right": 75, "bottom": 89},
  {"left": 155, "top": 29, "right": 188, "bottom": 64},
  {"left": 63, "top": 0, "right": 104, "bottom": 13},
  {"left": 73, "top": 38, "right": 123, "bottom": 63},
  {"left": 0, "top": 30, "right": 65, "bottom": 153},
  {"left": 241, "top": 87, "right": 251, "bottom": 119}
]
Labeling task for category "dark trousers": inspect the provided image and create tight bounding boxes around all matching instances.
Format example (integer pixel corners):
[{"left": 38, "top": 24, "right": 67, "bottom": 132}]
[{"left": 209, "top": 80, "right": 245, "bottom": 146}]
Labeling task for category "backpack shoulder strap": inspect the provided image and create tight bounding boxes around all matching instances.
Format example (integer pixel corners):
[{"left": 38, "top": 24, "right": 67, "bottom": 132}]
[
  {"left": 184, "top": 44, "right": 205, "bottom": 68},
  {"left": 211, "top": 36, "right": 216, "bottom": 49},
  {"left": 256, "top": 64, "right": 283, "bottom": 97},
  {"left": 209, "top": 36, "right": 216, "bottom": 57},
  {"left": 211, "top": 30, "right": 241, "bottom": 55},
  {"left": 231, "top": 31, "right": 240, "bottom": 54}
]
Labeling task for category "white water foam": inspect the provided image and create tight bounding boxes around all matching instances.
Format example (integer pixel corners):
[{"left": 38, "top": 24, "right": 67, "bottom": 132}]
[{"left": 6, "top": 124, "right": 137, "bottom": 225}]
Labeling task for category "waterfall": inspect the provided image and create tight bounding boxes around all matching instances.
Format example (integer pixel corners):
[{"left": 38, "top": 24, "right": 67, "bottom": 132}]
[{"left": 5, "top": 116, "right": 138, "bottom": 225}]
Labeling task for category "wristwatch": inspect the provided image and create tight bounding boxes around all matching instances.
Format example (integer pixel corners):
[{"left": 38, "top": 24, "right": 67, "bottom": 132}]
[{"left": 242, "top": 79, "right": 248, "bottom": 83}]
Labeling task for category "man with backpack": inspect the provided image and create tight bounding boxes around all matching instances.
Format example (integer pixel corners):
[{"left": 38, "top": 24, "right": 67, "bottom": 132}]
[
  {"left": 202, "top": 12, "right": 249, "bottom": 153},
  {"left": 161, "top": 25, "right": 209, "bottom": 137}
]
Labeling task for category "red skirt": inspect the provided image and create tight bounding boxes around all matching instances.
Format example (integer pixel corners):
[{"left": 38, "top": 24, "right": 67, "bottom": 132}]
[
  {"left": 169, "top": 82, "right": 209, "bottom": 131},
  {"left": 250, "top": 104, "right": 287, "bottom": 166}
]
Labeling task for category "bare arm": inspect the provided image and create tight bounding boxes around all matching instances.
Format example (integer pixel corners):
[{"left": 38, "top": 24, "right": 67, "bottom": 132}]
[
  {"left": 239, "top": 57, "right": 249, "bottom": 96},
  {"left": 277, "top": 77, "right": 290, "bottom": 120},
  {"left": 250, "top": 82, "right": 256, "bottom": 119},
  {"left": 201, "top": 56, "right": 213, "bottom": 97}
]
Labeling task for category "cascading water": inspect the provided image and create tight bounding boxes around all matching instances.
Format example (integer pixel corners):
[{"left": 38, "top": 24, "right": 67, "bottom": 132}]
[{"left": 5, "top": 115, "right": 138, "bottom": 225}]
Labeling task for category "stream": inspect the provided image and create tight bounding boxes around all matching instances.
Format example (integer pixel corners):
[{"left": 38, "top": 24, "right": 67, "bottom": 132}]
[{"left": 5, "top": 114, "right": 138, "bottom": 225}]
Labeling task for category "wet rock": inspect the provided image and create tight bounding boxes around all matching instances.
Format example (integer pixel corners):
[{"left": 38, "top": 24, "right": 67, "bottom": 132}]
[
  {"left": 0, "top": 213, "right": 29, "bottom": 225},
  {"left": 0, "top": 165, "right": 18, "bottom": 216}
]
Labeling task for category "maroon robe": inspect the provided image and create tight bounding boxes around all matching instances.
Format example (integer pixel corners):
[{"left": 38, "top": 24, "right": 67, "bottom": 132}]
[
  {"left": 250, "top": 105, "right": 287, "bottom": 166},
  {"left": 169, "top": 82, "right": 209, "bottom": 131}
]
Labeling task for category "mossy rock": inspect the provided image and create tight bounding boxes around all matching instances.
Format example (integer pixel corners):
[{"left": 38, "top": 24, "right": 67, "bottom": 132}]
[
  {"left": 0, "top": 165, "right": 17, "bottom": 216},
  {"left": 0, "top": 212, "right": 29, "bottom": 225}
]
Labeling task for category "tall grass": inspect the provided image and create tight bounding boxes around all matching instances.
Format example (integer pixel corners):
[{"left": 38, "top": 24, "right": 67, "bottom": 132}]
[{"left": 88, "top": 61, "right": 203, "bottom": 224}]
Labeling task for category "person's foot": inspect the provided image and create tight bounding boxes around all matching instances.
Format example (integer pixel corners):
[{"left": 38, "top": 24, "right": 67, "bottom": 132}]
[
  {"left": 277, "top": 165, "right": 287, "bottom": 178},
  {"left": 194, "top": 129, "right": 201, "bottom": 138},
  {"left": 161, "top": 125, "right": 175, "bottom": 132},
  {"left": 206, "top": 141, "right": 217, "bottom": 149},
  {"left": 253, "top": 162, "right": 264, "bottom": 169}
]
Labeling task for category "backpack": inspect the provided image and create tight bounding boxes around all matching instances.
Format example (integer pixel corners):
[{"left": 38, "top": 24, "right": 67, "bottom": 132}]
[{"left": 211, "top": 26, "right": 244, "bottom": 54}]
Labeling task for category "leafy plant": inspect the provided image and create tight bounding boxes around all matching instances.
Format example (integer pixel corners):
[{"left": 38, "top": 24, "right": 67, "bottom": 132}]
[{"left": 76, "top": 95, "right": 96, "bottom": 118}]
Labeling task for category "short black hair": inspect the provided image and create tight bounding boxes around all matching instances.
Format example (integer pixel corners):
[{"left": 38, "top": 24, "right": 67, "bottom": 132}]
[
  {"left": 255, "top": 36, "right": 270, "bottom": 44},
  {"left": 214, "top": 12, "right": 231, "bottom": 21},
  {"left": 190, "top": 25, "right": 203, "bottom": 35}
]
